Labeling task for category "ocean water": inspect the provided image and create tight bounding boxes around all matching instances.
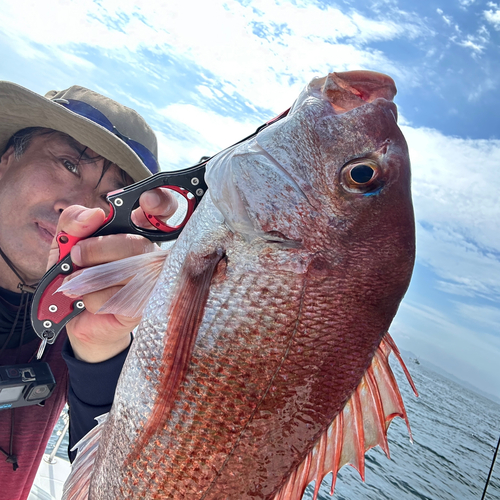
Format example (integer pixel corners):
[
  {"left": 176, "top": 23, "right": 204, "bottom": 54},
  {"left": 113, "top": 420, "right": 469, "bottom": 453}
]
[
  {"left": 46, "top": 361, "right": 500, "bottom": 500},
  {"left": 302, "top": 361, "right": 500, "bottom": 500}
]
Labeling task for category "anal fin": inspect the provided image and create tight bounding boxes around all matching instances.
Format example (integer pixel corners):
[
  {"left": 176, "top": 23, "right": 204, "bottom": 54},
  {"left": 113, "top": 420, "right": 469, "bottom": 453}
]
[{"left": 62, "top": 413, "right": 109, "bottom": 500}]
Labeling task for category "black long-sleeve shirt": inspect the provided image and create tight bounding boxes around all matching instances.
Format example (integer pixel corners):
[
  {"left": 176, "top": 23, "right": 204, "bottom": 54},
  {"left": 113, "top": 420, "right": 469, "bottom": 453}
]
[{"left": 61, "top": 337, "right": 130, "bottom": 462}]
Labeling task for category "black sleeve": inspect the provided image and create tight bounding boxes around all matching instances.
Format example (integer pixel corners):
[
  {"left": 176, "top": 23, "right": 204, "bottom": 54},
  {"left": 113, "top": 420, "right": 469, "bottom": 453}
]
[{"left": 61, "top": 335, "right": 131, "bottom": 462}]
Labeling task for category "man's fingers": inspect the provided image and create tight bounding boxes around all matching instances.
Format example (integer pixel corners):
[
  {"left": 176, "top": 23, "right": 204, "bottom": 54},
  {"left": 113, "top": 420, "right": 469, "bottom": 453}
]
[
  {"left": 132, "top": 207, "right": 155, "bottom": 229},
  {"left": 47, "top": 206, "right": 106, "bottom": 270},
  {"left": 71, "top": 233, "right": 158, "bottom": 267},
  {"left": 131, "top": 187, "right": 179, "bottom": 229},
  {"left": 56, "top": 205, "right": 106, "bottom": 237},
  {"left": 66, "top": 310, "right": 137, "bottom": 362},
  {"left": 141, "top": 188, "right": 179, "bottom": 217},
  {"left": 48, "top": 189, "right": 176, "bottom": 270},
  {"left": 81, "top": 285, "right": 123, "bottom": 314}
]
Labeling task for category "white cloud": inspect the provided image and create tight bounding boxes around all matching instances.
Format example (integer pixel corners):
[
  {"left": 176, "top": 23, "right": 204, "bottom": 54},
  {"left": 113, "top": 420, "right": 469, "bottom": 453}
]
[
  {"left": 156, "top": 103, "right": 259, "bottom": 160},
  {"left": 53, "top": 49, "right": 97, "bottom": 71},
  {"left": 442, "top": 14, "right": 453, "bottom": 26},
  {"left": 450, "top": 26, "right": 490, "bottom": 56},
  {"left": 416, "top": 225, "right": 500, "bottom": 300},
  {"left": 455, "top": 302, "right": 500, "bottom": 330},
  {"left": 457, "top": 38, "right": 484, "bottom": 53},
  {"left": 466, "top": 77, "right": 496, "bottom": 101},
  {"left": 2, "top": 1, "right": 126, "bottom": 50},
  {"left": 0, "top": 0, "right": 429, "bottom": 113},
  {"left": 394, "top": 301, "right": 500, "bottom": 398},
  {"left": 197, "top": 86, "right": 219, "bottom": 100},
  {"left": 484, "top": 7, "right": 500, "bottom": 29},
  {"left": 398, "top": 301, "right": 500, "bottom": 362},
  {"left": 154, "top": 129, "right": 209, "bottom": 173},
  {"left": 434, "top": 280, "right": 478, "bottom": 298},
  {"left": 402, "top": 126, "right": 500, "bottom": 299},
  {"left": 404, "top": 126, "right": 500, "bottom": 245}
]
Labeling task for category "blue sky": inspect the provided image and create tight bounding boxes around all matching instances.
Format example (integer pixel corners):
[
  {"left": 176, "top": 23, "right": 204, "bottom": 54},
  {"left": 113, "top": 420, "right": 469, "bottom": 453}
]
[{"left": 1, "top": 0, "right": 499, "bottom": 399}]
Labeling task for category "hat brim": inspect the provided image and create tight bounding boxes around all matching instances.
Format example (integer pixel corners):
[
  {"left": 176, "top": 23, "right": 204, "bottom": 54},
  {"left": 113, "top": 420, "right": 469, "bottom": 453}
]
[{"left": 0, "top": 82, "right": 152, "bottom": 182}]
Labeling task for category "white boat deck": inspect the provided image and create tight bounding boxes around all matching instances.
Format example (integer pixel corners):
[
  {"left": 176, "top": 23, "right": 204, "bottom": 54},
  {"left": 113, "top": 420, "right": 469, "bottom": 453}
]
[
  {"left": 29, "top": 408, "right": 71, "bottom": 500},
  {"left": 29, "top": 454, "right": 71, "bottom": 500}
]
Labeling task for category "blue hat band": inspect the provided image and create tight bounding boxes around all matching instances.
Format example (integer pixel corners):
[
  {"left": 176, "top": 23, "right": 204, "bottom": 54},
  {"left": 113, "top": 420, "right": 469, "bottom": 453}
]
[{"left": 55, "top": 98, "right": 159, "bottom": 174}]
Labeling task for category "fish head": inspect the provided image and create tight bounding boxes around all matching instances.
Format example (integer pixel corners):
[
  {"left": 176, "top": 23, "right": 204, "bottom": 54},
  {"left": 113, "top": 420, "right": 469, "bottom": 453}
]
[{"left": 207, "top": 69, "right": 415, "bottom": 295}]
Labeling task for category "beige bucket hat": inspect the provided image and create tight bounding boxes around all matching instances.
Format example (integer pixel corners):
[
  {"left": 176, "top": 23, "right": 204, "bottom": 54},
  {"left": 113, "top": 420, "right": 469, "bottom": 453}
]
[{"left": 0, "top": 82, "right": 159, "bottom": 182}]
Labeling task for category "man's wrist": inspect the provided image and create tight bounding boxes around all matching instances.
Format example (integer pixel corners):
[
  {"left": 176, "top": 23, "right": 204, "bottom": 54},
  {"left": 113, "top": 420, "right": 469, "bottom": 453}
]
[{"left": 68, "top": 333, "right": 132, "bottom": 363}]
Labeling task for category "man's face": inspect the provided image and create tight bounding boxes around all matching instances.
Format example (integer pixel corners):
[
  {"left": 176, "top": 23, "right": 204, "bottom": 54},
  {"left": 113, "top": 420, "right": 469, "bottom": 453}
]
[{"left": 0, "top": 131, "right": 128, "bottom": 288}]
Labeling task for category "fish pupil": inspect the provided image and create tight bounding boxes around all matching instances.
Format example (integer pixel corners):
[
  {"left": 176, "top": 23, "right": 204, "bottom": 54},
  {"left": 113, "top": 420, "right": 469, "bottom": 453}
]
[{"left": 350, "top": 164, "right": 375, "bottom": 184}]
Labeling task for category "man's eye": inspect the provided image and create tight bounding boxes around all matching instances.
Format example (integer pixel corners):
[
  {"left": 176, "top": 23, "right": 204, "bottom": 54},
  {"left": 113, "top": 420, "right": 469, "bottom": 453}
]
[{"left": 63, "top": 159, "right": 78, "bottom": 174}]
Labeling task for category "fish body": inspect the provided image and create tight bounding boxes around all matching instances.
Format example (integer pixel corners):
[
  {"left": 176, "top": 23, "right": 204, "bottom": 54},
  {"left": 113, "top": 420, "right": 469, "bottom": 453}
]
[{"left": 64, "top": 71, "right": 415, "bottom": 499}]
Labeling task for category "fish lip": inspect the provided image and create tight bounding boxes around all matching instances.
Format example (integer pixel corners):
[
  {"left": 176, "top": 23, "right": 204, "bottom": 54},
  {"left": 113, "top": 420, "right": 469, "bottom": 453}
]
[
  {"left": 321, "top": 71, "right": 398, "bottom": 116},
  {"left": 332, "top": 70, "right": 397, "bottom": 102},
  {"left": 371, "top": 98, "right": 398, "bottom": 123},
  {"left": 325, "top": 94, "right": 399, "bottom": 122}
]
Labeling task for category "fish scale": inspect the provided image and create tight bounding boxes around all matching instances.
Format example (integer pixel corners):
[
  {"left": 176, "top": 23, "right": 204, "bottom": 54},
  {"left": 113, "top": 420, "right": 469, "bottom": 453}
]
[
  {"left": 201, "top": 283, "right": 379, "bottom": 498},
  {"left": 108, "top": 253, "right": 309, "bottom": 497},
  {"left": 163, "top": 273, "right": 307, "bottom": 497},
  {"left": 62, "top": 70, "right": 416, "bottom": 500}
]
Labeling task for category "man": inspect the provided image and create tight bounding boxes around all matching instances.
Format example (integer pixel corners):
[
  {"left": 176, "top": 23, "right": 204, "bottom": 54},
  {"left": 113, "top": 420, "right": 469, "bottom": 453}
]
[{"left": 0, "top": 82, "right": 177, "bottom": 499}]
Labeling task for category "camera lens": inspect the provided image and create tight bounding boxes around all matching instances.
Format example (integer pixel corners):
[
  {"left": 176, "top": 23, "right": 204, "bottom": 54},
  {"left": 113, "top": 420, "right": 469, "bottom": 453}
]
[{"left": 26, "top": 384, "right": 51, "bottom": 401}]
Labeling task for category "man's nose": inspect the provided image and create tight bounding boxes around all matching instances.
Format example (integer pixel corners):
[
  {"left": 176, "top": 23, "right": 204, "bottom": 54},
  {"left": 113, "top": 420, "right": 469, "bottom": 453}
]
[{"left": 53, "top": 190, "right": 99, "bottom": 214}]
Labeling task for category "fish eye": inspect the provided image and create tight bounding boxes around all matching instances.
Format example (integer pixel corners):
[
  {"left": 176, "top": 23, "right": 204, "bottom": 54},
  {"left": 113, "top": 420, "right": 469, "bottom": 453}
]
[
  {"left": 350, "top": 164, "right": 375, "bottom": 184},
  {"left": 340, "top": 159, "right": 381, "bottom": 194}
]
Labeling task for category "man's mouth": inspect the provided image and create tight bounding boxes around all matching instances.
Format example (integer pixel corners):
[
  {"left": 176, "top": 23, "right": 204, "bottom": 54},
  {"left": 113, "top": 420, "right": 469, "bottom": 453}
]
[{"left": 35, "top": 222, "right": 56, "bottom": 244}]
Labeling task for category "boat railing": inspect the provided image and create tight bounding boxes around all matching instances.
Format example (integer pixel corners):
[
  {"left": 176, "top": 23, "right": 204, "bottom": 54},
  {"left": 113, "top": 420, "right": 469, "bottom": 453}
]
[{"left": 44, "top": 407, "right": 69, "bottom": 464}]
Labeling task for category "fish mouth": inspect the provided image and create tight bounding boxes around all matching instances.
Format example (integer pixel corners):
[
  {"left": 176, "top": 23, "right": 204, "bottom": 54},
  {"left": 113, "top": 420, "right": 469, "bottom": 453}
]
[
  {"left": 374, "top": 99, "right": 398, "bottom": 123},
  {"left": 322, "top": 70, "right": 399, "bottom": 121}
]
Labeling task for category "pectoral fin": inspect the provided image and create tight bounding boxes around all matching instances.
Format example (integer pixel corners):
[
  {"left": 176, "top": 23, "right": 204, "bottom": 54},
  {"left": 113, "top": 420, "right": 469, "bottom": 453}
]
[{"left": 125, "top": 248, "right": 226, "bottom": 468}]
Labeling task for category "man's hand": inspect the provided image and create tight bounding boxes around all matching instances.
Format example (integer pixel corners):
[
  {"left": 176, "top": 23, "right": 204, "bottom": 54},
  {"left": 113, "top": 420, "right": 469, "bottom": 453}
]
[{"left": 47, "top": 188, "right": 177, "bottom": 363}]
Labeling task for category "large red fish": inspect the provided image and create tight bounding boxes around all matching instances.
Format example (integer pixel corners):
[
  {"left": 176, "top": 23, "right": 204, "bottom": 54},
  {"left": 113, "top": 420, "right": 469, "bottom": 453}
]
[{"left": 62, "top": 70, "right": 417, "bottom": 499}]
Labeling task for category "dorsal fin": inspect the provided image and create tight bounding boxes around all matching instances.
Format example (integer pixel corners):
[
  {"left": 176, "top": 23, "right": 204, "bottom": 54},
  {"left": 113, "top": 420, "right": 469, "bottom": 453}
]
[{"left": 272, "top": 332, "right": 418, "bottom": 500}]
